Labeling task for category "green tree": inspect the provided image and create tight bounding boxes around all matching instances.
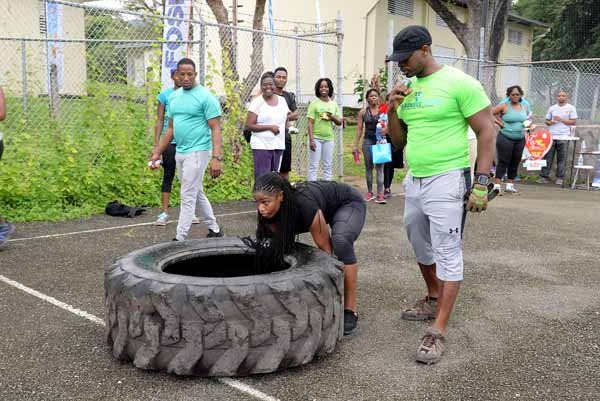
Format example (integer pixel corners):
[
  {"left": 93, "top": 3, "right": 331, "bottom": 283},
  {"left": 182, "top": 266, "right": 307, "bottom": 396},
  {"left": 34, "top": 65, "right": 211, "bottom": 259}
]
[{"left": 534, "top": 0, "right": 600, "bottom": 60}]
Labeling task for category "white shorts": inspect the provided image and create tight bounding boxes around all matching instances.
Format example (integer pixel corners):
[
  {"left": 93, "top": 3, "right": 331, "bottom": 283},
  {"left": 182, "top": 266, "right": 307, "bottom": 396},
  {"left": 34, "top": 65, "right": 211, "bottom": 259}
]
[{"left": 403, "top": 169, "right": 469, "bottom": 281}]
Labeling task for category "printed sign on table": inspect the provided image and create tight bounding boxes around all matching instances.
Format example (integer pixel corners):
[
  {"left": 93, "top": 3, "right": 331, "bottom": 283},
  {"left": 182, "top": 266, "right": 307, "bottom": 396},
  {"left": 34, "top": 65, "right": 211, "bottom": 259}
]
[{"left": 523, "top": 129, "right": 553, "bottom": 170}]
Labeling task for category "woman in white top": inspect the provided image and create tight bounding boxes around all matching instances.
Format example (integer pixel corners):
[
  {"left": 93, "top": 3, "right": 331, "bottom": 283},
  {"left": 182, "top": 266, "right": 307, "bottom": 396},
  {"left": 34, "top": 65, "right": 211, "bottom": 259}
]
[{"left": 246, "top": 72, "right": 290, "bottom": 179}]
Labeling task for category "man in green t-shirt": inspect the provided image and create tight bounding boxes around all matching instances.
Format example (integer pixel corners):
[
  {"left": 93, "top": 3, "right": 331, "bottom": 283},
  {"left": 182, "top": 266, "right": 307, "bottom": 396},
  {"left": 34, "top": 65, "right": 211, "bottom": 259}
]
[
  {"left": 151, "top": 58, "right": 224, "bottom": 241},
  {"left": 387, "top": 26, "right": 496, "bottom": 365}
]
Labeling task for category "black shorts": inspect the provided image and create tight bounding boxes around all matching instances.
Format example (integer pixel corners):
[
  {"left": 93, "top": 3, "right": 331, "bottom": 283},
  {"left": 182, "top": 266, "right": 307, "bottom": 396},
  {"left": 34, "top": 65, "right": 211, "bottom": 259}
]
[
  {"left": 330, "top": 187, "right": 366, "bottom": 265},
  {"left": 280, "top": 131, "right": 292, "bottom": 173}
]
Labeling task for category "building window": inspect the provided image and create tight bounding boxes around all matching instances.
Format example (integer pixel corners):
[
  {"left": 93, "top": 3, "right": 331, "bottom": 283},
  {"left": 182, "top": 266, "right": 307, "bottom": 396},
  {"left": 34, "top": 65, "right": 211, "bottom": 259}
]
[
  {"left": 39, "top": 3, "right": 47, "bottom": 35},
  {"left": 388, "top": 0, "right": 414, "bottom": 18},
  {"left": 435, "top": 14, "right": 448, "bottom": 27},
  {"left": 508, "top": 29, "right": 523, "bottom": 45}
]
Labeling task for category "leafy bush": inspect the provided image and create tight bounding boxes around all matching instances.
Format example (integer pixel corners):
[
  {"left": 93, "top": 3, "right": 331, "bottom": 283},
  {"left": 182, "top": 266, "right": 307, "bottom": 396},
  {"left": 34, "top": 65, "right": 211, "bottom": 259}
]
[{"left": 0, "top": 75, "right": 254, "bottom": 222}]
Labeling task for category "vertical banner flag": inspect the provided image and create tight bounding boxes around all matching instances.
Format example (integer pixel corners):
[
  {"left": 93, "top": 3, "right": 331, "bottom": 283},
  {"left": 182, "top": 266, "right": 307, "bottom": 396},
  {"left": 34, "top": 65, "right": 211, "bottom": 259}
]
[
  {"left": 46, "top": 2, "right": 64, "bottom": 92},
  {"left": 315, "top": 0, "right": 324, "bottom": 77},
  {"left": 268, "top": 0, "right": 278, "bottom": 68},
  {"left": 162, "top": 0, "right": 193, "bottom": 89}
]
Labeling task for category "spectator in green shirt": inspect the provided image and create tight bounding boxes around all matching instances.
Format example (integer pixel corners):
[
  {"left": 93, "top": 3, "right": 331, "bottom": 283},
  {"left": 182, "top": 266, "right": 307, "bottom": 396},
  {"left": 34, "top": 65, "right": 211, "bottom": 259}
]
[
  {"left": 307, "top": 78, "right": 342, "bottom": 181},
  {"left": 387, "top": 26, "right": 496, "bottom": 365}
]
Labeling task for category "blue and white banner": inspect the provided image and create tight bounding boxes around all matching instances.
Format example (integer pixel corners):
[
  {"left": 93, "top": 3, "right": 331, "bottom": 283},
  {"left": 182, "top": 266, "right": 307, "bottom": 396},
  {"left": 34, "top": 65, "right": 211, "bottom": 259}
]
[
  {"left": 162, "top": 0, "right": 193, "bottom": 89},
  {"left": 46, "top": 2, "right": 64, "bottom": 92},
  {"left": 268, "top": 0, "right": 278, "bottom": 68}
]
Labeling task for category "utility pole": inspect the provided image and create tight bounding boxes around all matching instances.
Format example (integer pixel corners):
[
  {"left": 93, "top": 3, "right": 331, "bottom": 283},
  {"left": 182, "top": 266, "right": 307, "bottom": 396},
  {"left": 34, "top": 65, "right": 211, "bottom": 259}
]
[{"left": 478, "top": 0, "right": 489, "bottom": 80}]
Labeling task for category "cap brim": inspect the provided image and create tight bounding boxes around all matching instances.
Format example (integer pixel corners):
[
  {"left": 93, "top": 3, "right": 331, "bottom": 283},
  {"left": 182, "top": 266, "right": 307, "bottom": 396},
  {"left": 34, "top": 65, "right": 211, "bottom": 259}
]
[{"left": 388, "top": 50, "right": 413, "bottom": 63}]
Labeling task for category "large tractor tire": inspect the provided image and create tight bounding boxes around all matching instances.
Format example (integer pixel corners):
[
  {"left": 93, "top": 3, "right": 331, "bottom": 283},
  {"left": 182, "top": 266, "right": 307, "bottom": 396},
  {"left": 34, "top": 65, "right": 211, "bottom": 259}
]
[{"left": 104, "top": 237, "right": 344, "bottom": 376}]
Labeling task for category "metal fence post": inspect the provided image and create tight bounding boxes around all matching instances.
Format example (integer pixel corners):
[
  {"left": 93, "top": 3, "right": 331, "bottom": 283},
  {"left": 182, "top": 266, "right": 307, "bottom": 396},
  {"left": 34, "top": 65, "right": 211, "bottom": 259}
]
[
  {"left": 387, "top": 20, "right": 394, "bottom": 92},
  {"left": 21, "top": 40, "right": 28, "bottom": 113},
  {"left": 294, "top": 27, "right": 301, "bottom": 102},
  {"left": 198, "top": 21, "right": 206, "bottom": 86},
  {"left": 49, "top": 64, "right": 60, "bottom": 119},
  {"left": 571, "top": 62, "right": 580, "bottom": 109},
  {"left": 336, "top": 11, "right": 344, "bottom": 179}
]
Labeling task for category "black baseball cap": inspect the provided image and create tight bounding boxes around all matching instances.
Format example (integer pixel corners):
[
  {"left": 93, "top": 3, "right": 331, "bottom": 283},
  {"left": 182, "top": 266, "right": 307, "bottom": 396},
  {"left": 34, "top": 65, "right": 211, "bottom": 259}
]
[{"left": 388, "top": 25, "right": 432, "bottom": 63}]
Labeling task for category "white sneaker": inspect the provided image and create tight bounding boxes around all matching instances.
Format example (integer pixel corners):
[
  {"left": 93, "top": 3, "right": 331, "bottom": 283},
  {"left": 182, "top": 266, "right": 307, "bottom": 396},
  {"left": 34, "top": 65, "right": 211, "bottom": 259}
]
[
  {"left": 555, "top": 178, "right": 564, "bottom": 186},
  {"left": 192, "top": 215, "right": 200, "bottom": 224},
  {"left": 155, "top": 212, "right": 169, "bottom": 226},
  {"left": 504, "top": 184, "right": 518, "bottom": 194}
]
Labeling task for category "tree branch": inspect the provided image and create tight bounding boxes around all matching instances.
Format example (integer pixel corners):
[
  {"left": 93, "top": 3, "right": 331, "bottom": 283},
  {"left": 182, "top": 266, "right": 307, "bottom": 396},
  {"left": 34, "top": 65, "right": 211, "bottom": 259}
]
[
  {"left": 488, "top": 0, "right": 512, "bottom": 61},
  {"left": 241, "top": 0, "right": 266, "bottom": 101},
  {"left": 425, "top": 0, "right": 469, "bottom": 50}
]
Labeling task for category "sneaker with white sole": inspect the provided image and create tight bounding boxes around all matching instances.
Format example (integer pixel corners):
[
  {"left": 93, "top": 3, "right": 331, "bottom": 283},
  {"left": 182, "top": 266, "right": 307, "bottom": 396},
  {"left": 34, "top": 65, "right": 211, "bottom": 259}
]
[
  {"left": 155, "top": 212, "right": 169, "bottom": 226},
  {"left": 504, "top": 184, "right": 518, "bottom": 194},
  {"left": 401, "top": 296, "right": 437, "bottom": 321},
  {"left": 192, "top": 216, "right": 200, "bottom": 224},
  {"left": 416, "top": 327, "right": 446, "bottom": 365},
  {"left": 555, "top": 178, "right": 564, "bottom": 186},
  {"left": 0, "top": 223, "right": 15, "bottom": 249},
  {"left": 207, "top": 228, "right": 224, "bottom": 238},
  {"left": 344, "top": 309, "right": 358, "bottom": 336}
]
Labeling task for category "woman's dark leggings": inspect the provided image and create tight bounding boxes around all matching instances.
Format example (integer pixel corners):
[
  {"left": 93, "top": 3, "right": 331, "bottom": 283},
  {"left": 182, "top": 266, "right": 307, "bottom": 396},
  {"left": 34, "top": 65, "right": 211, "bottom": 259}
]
[
  {"left": 161, "top": 143, "right": 177, "bottom": 193},
  {"left": 384, "top": 162, "right": 395, "bottom": 189},
  {"left": 330, "top": 187, "right": 366, "bottom": 265},
  {"left": 362, "top": 137, "right": 384, "bottom": 194},
  {"left": 495, "top": 133, "right": 525, "bottom": 180}
]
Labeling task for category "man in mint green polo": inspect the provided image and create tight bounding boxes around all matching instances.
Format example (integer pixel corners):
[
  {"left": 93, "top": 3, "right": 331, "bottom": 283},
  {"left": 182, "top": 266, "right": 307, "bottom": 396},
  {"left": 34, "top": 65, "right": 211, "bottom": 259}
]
[
  {"left": 151, "top": 58, "right": 224, "bottom": 241},
  {"left": 387, "top": 26, "right": 496, "bottom": 365}
]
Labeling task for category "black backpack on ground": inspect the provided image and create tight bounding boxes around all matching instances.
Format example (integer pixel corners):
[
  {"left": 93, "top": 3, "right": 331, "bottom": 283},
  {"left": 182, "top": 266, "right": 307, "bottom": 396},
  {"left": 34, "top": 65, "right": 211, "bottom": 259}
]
[{"left": 105, "top": 201, "right": 146, "bottom": 218}]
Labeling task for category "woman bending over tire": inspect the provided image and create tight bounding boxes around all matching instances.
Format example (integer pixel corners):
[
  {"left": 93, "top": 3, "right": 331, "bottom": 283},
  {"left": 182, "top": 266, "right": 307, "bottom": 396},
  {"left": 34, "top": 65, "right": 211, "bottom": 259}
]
[{"left": 253, "top": 172, "right": 366, "bottom": 336}]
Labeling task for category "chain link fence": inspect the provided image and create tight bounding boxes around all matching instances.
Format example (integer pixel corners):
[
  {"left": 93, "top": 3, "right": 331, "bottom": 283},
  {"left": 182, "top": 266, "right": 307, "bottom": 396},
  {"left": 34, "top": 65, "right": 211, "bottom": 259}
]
[
  {"left": 387, "top": 55, "right": 600, "bottom": 126},
  {"left": 0, "top": 0, "right": 344, "bottom": 183}
]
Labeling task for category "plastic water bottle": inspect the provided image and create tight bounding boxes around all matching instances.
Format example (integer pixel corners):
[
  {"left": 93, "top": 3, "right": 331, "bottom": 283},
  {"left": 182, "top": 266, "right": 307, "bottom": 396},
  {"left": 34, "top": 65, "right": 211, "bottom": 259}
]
[
  {"left": 581, "top": 140, "right": 587, "bottom": 151},
  {"left": 577, "top": 154, "right": 584, "bottom": 166}
]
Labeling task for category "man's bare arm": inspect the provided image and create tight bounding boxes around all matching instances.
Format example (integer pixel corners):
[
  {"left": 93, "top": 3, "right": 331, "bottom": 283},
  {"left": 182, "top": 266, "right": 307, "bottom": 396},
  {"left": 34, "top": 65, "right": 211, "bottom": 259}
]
[
  {"left": 467, "top": 107, "right": 496, "bottom": 175},
  {"left": 207, "top": 117, "right": 223, "bottom": 178}
]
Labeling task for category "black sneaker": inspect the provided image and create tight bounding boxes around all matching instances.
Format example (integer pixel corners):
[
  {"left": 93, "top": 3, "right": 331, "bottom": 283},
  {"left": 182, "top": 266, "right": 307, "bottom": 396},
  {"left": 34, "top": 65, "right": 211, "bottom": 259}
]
[
  {"left": 344, "top": 309, "right": 358, "bottom": 336},
  {"left": 207, "top": 228, "right": 224, "bottom": 238}
]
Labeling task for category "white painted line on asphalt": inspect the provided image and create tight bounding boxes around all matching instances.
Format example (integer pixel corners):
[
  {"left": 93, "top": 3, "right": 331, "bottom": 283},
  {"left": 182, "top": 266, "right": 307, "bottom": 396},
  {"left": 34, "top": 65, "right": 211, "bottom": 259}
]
[
  {"left": 0, "top": 274, "right": 106, "bottom": 326},
  {"left": 218, "top": 378, "right": 282, "bottom": 401},
  {"left": 0, "top": 273, "right": 281, "bottom": 401},
  {"left": 8, "top": 210, "right": 256, "bottom": 243}
]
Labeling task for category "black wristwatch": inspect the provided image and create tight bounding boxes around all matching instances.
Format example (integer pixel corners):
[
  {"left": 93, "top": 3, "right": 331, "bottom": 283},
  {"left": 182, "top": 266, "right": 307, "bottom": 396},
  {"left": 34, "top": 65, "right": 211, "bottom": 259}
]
[
  {"left": 474, "top": 173, "right": 490, "bottom": 186},
  {"left": 212, "top": 155, "right": 223, "bottom": 161}
]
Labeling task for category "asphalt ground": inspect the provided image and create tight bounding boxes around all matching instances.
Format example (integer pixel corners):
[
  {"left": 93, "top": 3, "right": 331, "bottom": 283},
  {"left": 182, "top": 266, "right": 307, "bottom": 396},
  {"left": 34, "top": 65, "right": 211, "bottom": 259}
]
[{"left": 1, "top": 183, "right": 599, "bottom": 401}]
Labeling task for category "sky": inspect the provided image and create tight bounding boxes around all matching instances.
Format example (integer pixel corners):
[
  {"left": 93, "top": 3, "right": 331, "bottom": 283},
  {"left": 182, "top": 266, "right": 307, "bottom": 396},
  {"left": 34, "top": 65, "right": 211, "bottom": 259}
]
[{"left": 85, "top": 0, "right": 124, "bottom": 10}]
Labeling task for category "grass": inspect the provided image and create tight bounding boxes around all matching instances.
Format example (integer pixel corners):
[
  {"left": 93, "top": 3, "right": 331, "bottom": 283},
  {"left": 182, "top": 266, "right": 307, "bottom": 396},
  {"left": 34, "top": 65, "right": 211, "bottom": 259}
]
[{"left": 342, "top": 125, "right": 406, "bottom": 184}]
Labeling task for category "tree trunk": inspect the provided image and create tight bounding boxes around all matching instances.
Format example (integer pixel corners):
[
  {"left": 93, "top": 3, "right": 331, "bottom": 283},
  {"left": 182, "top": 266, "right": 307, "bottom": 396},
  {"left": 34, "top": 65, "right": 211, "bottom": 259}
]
[
  {"left": 424, "top": 0, "right": 513, "bottom": 100},
  {"left": 241, "top": 0, "right": 266, "bottom": 101},
  {"left": 205, "top": 0, "right": 239, "bottom": 82},
  {"left": 206, "top": 0, "right": 266, "bottom": 100}
]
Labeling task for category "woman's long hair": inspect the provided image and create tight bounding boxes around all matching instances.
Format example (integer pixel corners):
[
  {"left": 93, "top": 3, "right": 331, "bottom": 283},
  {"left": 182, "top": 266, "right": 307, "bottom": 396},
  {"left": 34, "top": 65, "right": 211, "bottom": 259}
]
[{"left": 253, "top": 172, "right": 297, "bottom": 271}]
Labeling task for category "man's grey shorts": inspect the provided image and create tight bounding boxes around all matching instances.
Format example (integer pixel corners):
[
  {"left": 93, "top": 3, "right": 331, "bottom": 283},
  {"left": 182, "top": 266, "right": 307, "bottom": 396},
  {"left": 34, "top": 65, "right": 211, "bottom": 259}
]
[{"left": 403, "top": 169, "right": 469, "bottom": 281}]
